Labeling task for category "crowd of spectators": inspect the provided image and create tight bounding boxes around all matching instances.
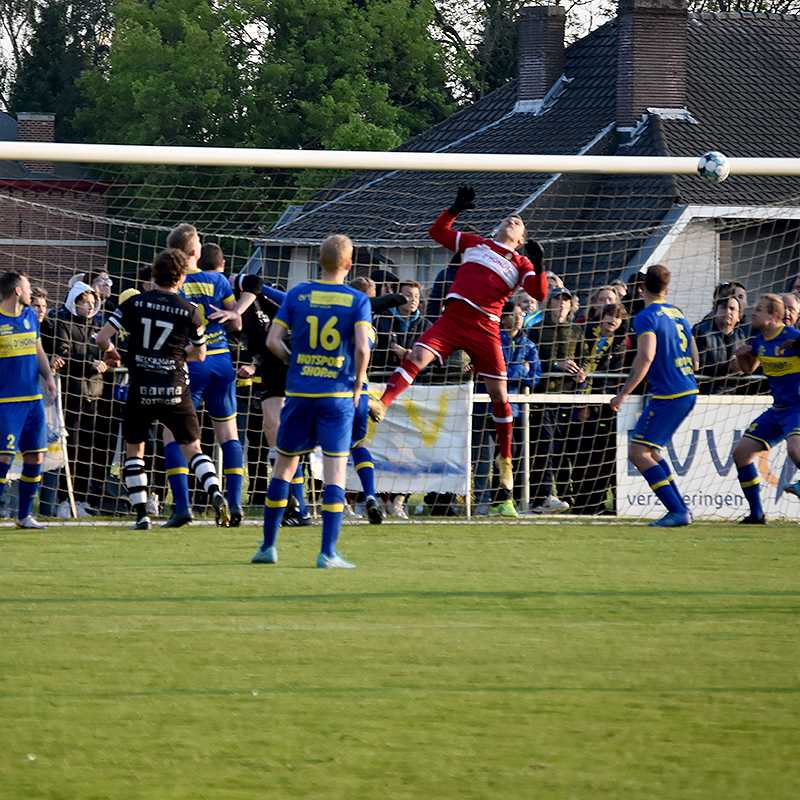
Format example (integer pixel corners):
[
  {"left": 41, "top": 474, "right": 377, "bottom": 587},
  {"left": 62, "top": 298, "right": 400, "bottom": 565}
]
[{"left": 3, "top": 261, "right": 783, "bottom": 521}]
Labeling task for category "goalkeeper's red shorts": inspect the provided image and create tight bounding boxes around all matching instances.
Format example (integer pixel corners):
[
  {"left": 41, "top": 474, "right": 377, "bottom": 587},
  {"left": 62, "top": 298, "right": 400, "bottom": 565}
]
[{"left": 416, "top": 299, "right": 507, "bottom": 380}]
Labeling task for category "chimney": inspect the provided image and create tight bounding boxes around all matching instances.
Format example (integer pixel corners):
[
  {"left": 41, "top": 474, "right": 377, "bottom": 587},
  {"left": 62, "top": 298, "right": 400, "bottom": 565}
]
[
  {"left": 616, "top": 0, "right": 688, "bottom": 128},
  {"left": 17, "top": 112, "right": 55, "bottom": 174},
  {"left": 517, "top": 5, "right": 566, "bottom": 111}
]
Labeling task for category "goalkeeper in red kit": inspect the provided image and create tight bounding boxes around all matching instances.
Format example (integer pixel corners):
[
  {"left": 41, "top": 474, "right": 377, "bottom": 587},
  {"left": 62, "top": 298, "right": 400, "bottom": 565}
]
[{"left": 370, "top": 186, "right": 549, "bottom": 516}]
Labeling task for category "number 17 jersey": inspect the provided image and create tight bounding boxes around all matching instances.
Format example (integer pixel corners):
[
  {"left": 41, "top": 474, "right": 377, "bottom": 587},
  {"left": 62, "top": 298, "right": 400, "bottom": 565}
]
[{"left": 274, "top": 281, "right": 372, "bottom": 398}]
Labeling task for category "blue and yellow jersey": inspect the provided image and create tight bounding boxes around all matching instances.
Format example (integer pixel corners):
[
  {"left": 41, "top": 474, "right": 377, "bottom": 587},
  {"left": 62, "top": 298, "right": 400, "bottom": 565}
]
[
  {"left": 0, "top": 305, "right": 41, "bottom": 403},
  {"left": 275, "top": 281, "right": 372, "bottom": 398},
  {"left": 633, "top": 302, "right": 698, "bottom": 399},
  {"left": 180, "top": 269, "right": 235, "bottom": 355},
  {"left": 751, "top": 325, "right": 800, "bottom": 408}
]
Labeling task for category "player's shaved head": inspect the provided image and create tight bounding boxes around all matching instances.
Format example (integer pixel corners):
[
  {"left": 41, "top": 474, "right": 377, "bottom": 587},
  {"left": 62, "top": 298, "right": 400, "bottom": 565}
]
[
  {"left": 167, "top": 223, "right": 200, "bottom": 257},
  {"left": 644, "top": 264, "right": 670, "bottom": 296},
  {"left": 320, "top": 234, "right": 353, "bottom": 273},
  {"left": 152, "top": 249, "right": 190, "bottom": 288}
]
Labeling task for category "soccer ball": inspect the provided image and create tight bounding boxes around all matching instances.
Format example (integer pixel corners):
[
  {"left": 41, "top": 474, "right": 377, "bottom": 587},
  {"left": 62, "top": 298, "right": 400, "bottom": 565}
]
[{"left": 697, "top": 151, "right": 730, "bottom": 184}]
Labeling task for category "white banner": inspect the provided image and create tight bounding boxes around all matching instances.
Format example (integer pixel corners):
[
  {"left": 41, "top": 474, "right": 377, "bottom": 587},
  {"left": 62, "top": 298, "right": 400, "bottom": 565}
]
[
  {"left": 616, "top": 397, "right": 800, "bottom": 520},
  {"left": 8, "top": 382, "right": 66, "bottom": 480},
  {"left": 345, "top": 383, "right": 472, "bottom": 494}
]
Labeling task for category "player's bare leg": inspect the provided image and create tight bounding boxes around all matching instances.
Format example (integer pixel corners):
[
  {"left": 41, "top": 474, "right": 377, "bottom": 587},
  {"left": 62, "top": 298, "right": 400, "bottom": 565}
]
[
  {"left": 630, "top": 442, "right": 691, "bottom": 527},
  {"left": 733, "top": 435, "right": 768, "bottom": 523},
  {"left": 371, "top": 344, "right": 437, "bottom": 422},
  {"left": 1, "top": 451, "right": 47, "bottom": 530},
  {"left": 482, "top": 376, "right": 517, "bottom": 517}
]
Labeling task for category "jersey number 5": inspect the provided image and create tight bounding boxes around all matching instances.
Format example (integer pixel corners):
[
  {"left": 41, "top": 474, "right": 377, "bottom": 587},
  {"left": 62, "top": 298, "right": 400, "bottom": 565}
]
[
  {"left": 141, "top": 318, "right": 174, "bottom": 350},
  {"left": 674, "top": 321, "right": 689, "bottom": 352},
  {"left": 306, "top": 315, "right": 340, "bottom": 351}
]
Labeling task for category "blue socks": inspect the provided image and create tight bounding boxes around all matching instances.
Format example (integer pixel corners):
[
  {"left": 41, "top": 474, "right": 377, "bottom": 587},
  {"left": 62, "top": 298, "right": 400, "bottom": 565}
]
[
  {"left": 18, "top": 462, "right": 42, "bottom": 519},
  {"left": 351, "top": 445, "right": 376, "bottom": 498},
  {"left": 262, "top": 478, "right": 290, "bottom": 549},
  {"left": 0, "top": 460, "right": 9, "bottom": 503},
  {"left": 164, "top": 441, "right": 190, "bottom": 514},
  {"left": 221, "top": 439, "right": 244, "bottom": 512},
  {"left": 643, "top": 462, "right": 685, "bottom": 514},
  {"left": 737, "top": 463, "right": 763, "bottom": 518},
  {"left": 291, "top": 461, "right": 307, "bottom": 516},
  {"left": 321, "top": 484, "right": 345, "bottom": 558}
]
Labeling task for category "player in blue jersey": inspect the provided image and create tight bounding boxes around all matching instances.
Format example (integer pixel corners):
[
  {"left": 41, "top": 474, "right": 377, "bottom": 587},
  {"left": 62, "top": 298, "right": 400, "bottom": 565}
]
[
  {"left": 611, "top": 265, "right": 699, "bottom": 527},
  {"left": 159, "top": 226, "right": 243, "bottom": 528},
  {"left": 251, "top": 234, "right": 372, "bottom": 568},
  {"left": 0, "top": 272, "right": 58, "bottom": 528},
  {"left": 731, "top": 294, "right": 800, "bottom": 524}
]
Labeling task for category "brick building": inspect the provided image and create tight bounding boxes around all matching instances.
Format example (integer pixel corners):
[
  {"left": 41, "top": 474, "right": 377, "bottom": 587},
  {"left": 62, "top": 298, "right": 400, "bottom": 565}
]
[{"left": 0, "top": 112, "right": 108, "bottom": 298}]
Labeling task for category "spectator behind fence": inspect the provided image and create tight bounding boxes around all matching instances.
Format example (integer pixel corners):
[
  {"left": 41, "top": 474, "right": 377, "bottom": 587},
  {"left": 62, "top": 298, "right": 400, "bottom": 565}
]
[
  {"left": 571, "top": 302, "right": 629, "bottom": 514},
  {"left": 579, "top": 285, "right": 619, "bottom": 325},
  {"left": 514, "top": 289, "right": 543, "bottom": 333},
  {"left": 529, "top": 287, "right": 584, "bottom": 514},
  {"left": 373, "top": 281, "right": 429, "bottom": 373},
  {"left": 783, "top": 292, "right": 800, "bottom": 326},
  {"left": 85, "top": 270, "right": 115, "bottom": 322},
  {"left": 692, "top": 294, "right": 748, "bottom": 394},
  {"left": 52, "top": 282, "right": 111, "bottom": 515},
  {"left": 610, "top": 279, "right": 628, "bottom": 301}
]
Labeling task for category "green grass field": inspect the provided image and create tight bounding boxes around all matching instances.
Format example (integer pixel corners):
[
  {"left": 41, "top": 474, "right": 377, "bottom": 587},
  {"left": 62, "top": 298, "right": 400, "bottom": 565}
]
[{"left": 1, "top": 520, "right": 799, "bottom": 799}]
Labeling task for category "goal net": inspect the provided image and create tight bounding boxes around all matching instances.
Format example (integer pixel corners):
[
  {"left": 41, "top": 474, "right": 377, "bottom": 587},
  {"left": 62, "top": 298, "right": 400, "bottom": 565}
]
[{"left": 2, "top": 148, "right": 800, "bottom": 523}]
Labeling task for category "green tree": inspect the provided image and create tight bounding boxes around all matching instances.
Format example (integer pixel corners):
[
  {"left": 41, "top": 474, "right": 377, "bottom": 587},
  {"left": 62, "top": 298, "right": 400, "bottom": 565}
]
[
  {"left": 247, "top": 0, "right": 454, "bottom": 150},
  {"left": 9, "top": 2, "right": 89, "bottom": 140},
  {"left": 76, "top": 0, "right": 243, "bottom": 145}
]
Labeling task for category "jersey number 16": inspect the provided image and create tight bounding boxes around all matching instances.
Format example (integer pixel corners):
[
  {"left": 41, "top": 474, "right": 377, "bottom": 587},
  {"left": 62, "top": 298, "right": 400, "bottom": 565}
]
[{"left": 306, "top": 315, "right": 340, "bottom": 351}]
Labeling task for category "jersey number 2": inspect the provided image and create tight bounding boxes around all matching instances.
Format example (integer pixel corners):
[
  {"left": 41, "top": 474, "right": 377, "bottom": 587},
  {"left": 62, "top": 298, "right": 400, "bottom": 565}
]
[
  {"left": 141, "top": 318, "right": 174, "bottom": 350},
  {"left": 306, "top": 315, "right": 340, "bottom": 351}
]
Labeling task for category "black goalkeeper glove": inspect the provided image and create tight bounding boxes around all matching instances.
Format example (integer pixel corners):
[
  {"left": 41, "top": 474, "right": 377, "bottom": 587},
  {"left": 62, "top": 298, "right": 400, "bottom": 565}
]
[
  {"left": 448, "top": 185, "right": 476, "bottom": 215},
  {"left": 525, "top": 239, "right": 544, "bottom": 273}
]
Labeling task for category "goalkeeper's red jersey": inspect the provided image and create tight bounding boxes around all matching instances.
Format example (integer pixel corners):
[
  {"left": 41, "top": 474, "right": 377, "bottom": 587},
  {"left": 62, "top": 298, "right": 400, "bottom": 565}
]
[{"left": 428, "top": 210, "right": 548, "bottom": 321}]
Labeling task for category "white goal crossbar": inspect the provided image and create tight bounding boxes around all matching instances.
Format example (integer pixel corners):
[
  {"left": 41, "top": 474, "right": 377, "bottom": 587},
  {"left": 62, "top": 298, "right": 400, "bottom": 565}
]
[{"left": 2, "top": 142, "right": 800, "bottom": 176}]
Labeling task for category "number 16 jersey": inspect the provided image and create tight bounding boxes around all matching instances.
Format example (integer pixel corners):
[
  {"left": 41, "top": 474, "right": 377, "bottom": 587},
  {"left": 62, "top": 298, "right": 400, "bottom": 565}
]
[
  {"left": 273, "top": 281, "right": 372, "bottom": 398},
  {"left": 109, "top": 289, "right": 205, "bottom": 404}
]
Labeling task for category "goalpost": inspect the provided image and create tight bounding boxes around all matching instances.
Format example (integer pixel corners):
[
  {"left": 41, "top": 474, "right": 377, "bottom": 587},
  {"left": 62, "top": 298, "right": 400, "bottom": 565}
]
[{"left": 2, "top": 142, "right": 799, "bottom": 523}]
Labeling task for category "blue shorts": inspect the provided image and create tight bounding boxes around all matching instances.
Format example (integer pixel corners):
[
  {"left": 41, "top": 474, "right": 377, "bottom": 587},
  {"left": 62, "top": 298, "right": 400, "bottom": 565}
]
[
  {"left": 277, "top": 396, "right": 355, "bottom": 457},
  {"left": 188, "top": 352, "right": 236, "bottom": 421},
  {"left": 351, "top": 393, "right": 369, "bottom": 448},
  {"left": 632, "top": 394, "right": 696, "bottom": 450},
  {"left": 0, "top": 398, "right": 46, "bottom": 456},
  {"left": 744, "top": 406, "right": 800, "bottom": 449}
]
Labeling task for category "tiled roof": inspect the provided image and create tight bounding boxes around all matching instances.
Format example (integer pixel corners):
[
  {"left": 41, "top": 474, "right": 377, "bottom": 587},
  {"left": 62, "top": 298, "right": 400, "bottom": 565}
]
[{"left": 270, "top": 11, "right": 800, "bottom": 280}]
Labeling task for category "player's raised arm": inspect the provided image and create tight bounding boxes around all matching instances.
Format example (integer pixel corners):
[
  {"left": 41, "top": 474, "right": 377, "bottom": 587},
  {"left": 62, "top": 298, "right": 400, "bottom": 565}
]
[
  {"left": 610, "top": 332, "right": 656, "bottom": 412},
  {"left": 521, "top": 238, "right": 549, "bottom": 303},
  {"left": 428, "top": 186, "right": 482, "bottom": 252}
]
